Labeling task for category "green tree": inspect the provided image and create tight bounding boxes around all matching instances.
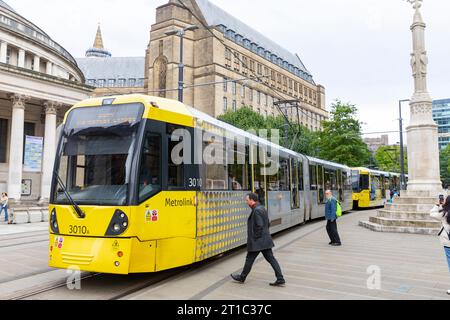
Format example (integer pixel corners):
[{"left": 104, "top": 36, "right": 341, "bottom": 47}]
[
  {"left": 375, "top": 145, "right": 407, "bottom": 173},
  {"left": 218, "top": 106, "right": 320, "bottom": 157},
  {"left": 315, "top": 100, "right": 371, "bottom": 167},
  {"left": 440, "top": 144, "right": 450, "bottom": 188}
]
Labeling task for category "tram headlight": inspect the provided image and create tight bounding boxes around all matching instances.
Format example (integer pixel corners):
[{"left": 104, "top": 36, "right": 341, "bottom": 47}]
[
  {"left": 50, "top": 208, "right": 60, "bottom": 234},
  {"left": 105, "top": 210, "right": 129, "bottom": 236}
]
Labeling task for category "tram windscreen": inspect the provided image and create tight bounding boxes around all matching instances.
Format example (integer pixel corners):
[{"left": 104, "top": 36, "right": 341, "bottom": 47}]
[{"left": 53, "top": 103, "right": 144, "bottom": 206}]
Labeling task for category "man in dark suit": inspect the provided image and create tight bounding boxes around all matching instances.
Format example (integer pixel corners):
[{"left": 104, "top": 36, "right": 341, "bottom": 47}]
[{"left": 231, "top": 193, "right": 286, "bottom": 286}]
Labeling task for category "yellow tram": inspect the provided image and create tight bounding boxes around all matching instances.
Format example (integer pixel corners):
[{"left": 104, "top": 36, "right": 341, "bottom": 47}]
[
  {"left": 50, "top": 94, "right": 356, "bottom": 274},
  {"left": 351, "top": 167, "right": 401, "bottom": 209}
]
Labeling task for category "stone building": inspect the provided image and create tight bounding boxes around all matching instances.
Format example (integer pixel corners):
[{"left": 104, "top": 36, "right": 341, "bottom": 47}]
[
  {"left": 146, "top": 0, "right": 328, "bottom": 130},
  {"left": 364, "top": 135, "right": 390, "bottom": 153},
  {"left": 0, "top": 1, "right": 93, "bottom": 202},
  {"left": 76, "top": 26, "right": 146, "bottom": 97}
]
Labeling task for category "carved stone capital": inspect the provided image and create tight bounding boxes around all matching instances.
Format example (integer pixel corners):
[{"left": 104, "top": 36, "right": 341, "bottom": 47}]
[
  {"left": 9, "top": 94, "right": 30, "bottom": 110},
  {"left": 410, "top": 101, "right": 432, "bottom": 115},
  {"left": 43, "top": 101, "right": 62, "bottom": 115}
]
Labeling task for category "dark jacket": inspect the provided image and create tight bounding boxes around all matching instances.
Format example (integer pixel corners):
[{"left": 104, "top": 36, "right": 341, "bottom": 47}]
[
  {"left": 325, "top": 197, "right": 337, "bottom": 221},
  {"left": 247, "top": 204, "right": 275, "bottom": 252}
]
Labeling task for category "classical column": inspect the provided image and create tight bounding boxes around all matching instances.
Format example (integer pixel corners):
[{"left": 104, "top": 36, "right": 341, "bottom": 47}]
[
  {"left": 7, "top": 94, "right": 29, "bottom": 201},
  {"left": 0, "top": 41, "right": 7, "bottom": 64},
  {"left": 405, "top": 0, "right": 442, "bottom": 192},
  {"left": 40, "top": 101, "right": 60, "bottom": 202},
  {"left": 18, "top": 49, "right": 25, "bottom": 68},
  {"left": 46, "top": 61, "right": 52, "bottom": 75},
  {"left": 33, "top": 55, "right": 40, "bottom": 72}
]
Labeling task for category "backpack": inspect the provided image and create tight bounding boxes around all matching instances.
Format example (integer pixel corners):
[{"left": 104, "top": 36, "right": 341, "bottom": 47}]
[{"left": 336, "top": 200, "right": 342, "bottom": 218}]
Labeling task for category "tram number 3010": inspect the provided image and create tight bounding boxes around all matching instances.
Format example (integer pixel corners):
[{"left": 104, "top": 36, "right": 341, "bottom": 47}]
[
  {"left": 188, "top": 178, "right": 203, "bottom": 188},
  {"left": 68, "top": 225, "right": 89, "bottom": 235}
]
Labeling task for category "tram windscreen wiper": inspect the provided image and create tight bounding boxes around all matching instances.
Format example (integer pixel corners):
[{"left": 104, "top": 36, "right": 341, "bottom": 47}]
[{"left": 54, "top": 170, "right": 86, "bottom": 219}]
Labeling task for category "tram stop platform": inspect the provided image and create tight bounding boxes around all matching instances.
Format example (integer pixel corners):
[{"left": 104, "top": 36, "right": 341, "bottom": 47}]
[{"left": 126, "top": 209, "right": 450, "bottom": 300}]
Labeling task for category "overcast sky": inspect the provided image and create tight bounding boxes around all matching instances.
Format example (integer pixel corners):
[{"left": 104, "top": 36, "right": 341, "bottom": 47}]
[{"left": 6, "top": 0, "right": 450, "bottom": 144}]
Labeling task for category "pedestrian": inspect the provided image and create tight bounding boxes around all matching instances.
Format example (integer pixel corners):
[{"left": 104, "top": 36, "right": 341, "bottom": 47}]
[
  {"left": 231, "top": 193, "right": 286, "bottom": 287},
  {"left": 0, "top": 192, "right": 10, "bottom": 224},
  {"left": 430, "top": 195, "right": 450, "bottom": 295},
  {"left": 325, "top": 190, "right": 342, "bottom": 246}
]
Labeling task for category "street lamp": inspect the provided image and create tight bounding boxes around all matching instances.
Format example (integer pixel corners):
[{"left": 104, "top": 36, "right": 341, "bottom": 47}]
[
  {"left": 165, "top": 25, "right": 199, "bottom": 102},
  {"left": 399, "top": 99, "right": 410, "bottom": 190}
]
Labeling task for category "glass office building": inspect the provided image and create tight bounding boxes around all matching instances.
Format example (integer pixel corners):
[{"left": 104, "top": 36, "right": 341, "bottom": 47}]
[{"left": 432, "top": 99, "right": 450, "bottom": 150}]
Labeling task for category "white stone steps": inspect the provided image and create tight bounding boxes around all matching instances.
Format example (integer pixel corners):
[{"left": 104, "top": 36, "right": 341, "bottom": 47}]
[
  {"left": 384, "top": 203, "right": 435, "bottom": 212},
  {"left": 369, "top": 216, "right": 441, "bottom": 229},
  {"left": 377, "top": 209, "right": 433, "bottom": 220},
  {"left": 394, "top": 197, "right": 438, "bottom": 205},
  {"left": 359, "top": 220, "right": 440, "bottom": 235}
]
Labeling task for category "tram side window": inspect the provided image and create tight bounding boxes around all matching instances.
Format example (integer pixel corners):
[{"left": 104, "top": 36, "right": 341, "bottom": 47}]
[
  {"left": 360, "top": 174, "right": 369, "bottom": 191},
  {"left": 324, "top": 169, "right": 337, "bottom": 190},
  {"left": 309, "top": 165, "right": 317, "bottom": 190},
  {"left": 167, "top": 125, "right": 185, "bottom": 189},
  {"left": 278, "top": 157, "right": 289, "bottom": 191},
  {"left": 203, "top": 136, "right": 228, "bottom": 190},
  {"left": 298, "top": 161, "right": 304, "bottom": 191},
  {"left": 228, "top": 142, "right": 250, "bottom": 191},
  {"left": 139, "top": 134, "right": 161, "bottom": 202}
]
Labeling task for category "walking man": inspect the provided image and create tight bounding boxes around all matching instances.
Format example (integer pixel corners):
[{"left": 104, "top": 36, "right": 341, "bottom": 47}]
[
  {"left": 325, "top": 190, "right": 342, "bottom": 246},
  {"left": 231, "top": 193, "right": 286, "bottom": 286}
]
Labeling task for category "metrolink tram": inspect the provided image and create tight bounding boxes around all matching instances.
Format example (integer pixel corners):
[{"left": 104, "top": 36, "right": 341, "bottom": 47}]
[{"left": 49, "top": 94, "right": 394, "bottom": 274}]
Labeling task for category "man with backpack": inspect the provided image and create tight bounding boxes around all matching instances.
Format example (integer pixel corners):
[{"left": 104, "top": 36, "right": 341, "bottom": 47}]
[{"left": 325, "top": 190, "right": 342, "bottom": 247}]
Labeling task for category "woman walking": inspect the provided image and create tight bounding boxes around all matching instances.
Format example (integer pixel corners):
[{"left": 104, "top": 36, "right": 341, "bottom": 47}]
[
  {"left": 0, "top": 192, "right": 10, "bottom": 224},
  {"left": 430, "top": 195, "right": 450, "bottom": 295}
]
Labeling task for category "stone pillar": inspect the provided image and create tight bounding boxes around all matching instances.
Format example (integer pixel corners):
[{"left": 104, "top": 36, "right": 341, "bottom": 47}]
[
  {"left": 7, "top": 94, "right": 29, "bottom": 201},
  {"left": 33, "top": 55, "right": 40, "bottom": 72},
  {"left": 40, "top": 101, "right": 59, "bottom": 202},
  {"left": 46, "top": 61, "right": 52, "bottom": 75},
  {"left": 0, "top": 41, "right": 7, "bottom": 64},
  {"left": 18, "top": 49, "right": 25, "bottom": 68},
  {"left": 406, "top": 2, "right": 442, "bottom": 193}
]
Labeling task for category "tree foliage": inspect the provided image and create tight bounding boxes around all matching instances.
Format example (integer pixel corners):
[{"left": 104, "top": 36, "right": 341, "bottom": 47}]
[
  {"left": 440, "top": 144, "right": 450, "bottom": 188},
  {"left": 375, "top": 145, "right": 407, "bottom": 173},
  {"left": 315, "top": 100, "right": 371, "bottom": 167},
  {"left": 218, "top": 106, "right": 320, "bottom": 157}
]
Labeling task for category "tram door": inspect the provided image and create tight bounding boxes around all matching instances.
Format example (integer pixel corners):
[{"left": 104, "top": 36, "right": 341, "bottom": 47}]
[
  {"left": 290, "top": 158, "right": 300, "bottom": 209},
  {"left": 337, "top": 170, "right": 344, "bottom": 202},
  {"left": 317, "top": 165, "right": 325, "bottom": 204}
]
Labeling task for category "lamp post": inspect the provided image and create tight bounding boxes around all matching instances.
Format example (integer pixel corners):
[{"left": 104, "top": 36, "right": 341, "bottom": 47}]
[
  {"left": 165, "top": 25, "right": 199, "bottom": 103},
  {"left": 399, "top": 99, "right": 410, "bottom": 190}
]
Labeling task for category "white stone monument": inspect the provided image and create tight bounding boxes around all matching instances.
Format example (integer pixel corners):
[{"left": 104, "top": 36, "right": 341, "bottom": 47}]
[
  {"left": 405, "top": 0, "right": 442, "bottom": 194},
  {"left": 360, "top": 0, "right": 443, "bottom": 234}
]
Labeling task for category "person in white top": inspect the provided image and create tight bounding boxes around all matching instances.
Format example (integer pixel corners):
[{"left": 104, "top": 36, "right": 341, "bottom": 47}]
[
  {"left": 0, "top": 192, "right": 9, "bottom": 224},
  {"left": 430, "top": 195, "right": 450, "bottom": 295}
]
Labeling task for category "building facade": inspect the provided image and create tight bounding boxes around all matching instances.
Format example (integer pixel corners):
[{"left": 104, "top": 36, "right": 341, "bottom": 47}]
[
  {"left": 146, "top": 0, "right": 328, "bottom": 131},
  {"left": 432, "top": 98, "right": 450, "bottom": 150},
  {"left": 0, "top": 1, "right": 93, "bottom": 202},
  {"left": 364, "top": 135, "right": 390, "bottom": 153},
  {"left": 76, "top": 26, "right": 146, "bottom": 97}
]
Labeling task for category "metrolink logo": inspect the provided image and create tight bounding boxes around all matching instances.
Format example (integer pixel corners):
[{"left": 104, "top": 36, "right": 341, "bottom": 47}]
[
  {"left": 165, "top": 198, "right": 195, "bottom": 207},
  {"left": 170, "top": 128, "right": 281, "bottom": 176}
]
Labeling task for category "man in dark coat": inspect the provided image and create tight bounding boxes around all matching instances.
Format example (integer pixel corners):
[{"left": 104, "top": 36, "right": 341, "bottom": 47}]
[{"left": 231, "top": 193, "right": 286, "bottom": 286}]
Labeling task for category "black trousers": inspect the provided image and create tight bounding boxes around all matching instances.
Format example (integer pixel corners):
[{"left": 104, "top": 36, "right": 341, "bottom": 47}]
[
  {"left": 241, "top": 249, "right": 284, "bottom": 281},
  {"left": 326, "top": 220, "right": 342, "bottom": 244}
]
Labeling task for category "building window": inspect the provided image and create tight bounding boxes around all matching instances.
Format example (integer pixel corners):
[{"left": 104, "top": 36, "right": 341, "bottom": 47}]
[
  {"left": 129, "top": 79, "right": 136, "bottom": 87},
  {"left": 241, "top": 85, "right": 245, "bottom": 98},
  {"left": 232, "top": 100, "right": 237, "bottom": 112},
  {"left": 250, "top": 60, "right": 255, "bottom": 72},
  {"left": 118, "top": 79, "right": 126, "bottom": 87},
  {"left": 87, "top": 79, "right": 96, "bottom": 86},
  {"left": 97, "top": 79, "right": 105, "bottom": 87},
  {"left": 225, "top": 48, "right": 232, "bottom": 60},
  {"left": 257, "top": 63, "right": 262, "bottom": 75},
  {"left": 257, "top": 91, "right": 261, "bottom": 105},
  {"left": 232, "top": 82, "right": 237, "bottom": 95},
  {"left": 108, "top": 79, "right": 116, "bottom": 87},
  {"left": 6, "top": 48, "right": 11, "bottom": 64},
  {"left": 0, "top": 119, "right": 7, "bottom": 163},
  {"left": 249, "top": 88, "right": 253, "bottom": 102},
  {"left": 223, "top": 97, "right": 228, "bottom": 113},
  {"left": 223, "top": 77, "right": 228, "bottom": 92}
]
